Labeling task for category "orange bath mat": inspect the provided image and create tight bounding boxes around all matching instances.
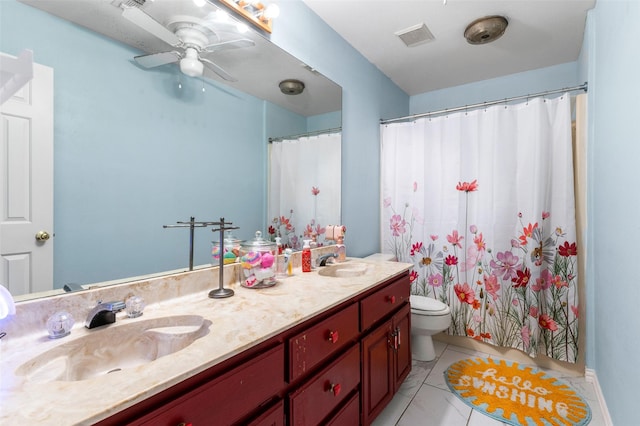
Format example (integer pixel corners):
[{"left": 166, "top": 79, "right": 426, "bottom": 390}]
[{"left": 445, "top": 357, "right": 591, "bottom": 426}]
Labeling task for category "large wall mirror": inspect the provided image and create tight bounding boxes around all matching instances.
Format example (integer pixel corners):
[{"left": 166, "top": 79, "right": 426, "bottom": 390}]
[{"left": 0, "top": 0, "right": 341, "bottom": 300}]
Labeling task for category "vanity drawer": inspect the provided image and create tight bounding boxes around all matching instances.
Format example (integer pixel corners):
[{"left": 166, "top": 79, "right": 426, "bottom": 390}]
[
  {"left": 289, "top": 303, "right": 359, "bottom": 381},
  {"left": 360, "top": 274, "right": 410, "bottom": 332},
  {"left": 326, "top": 391, "right": 360, "bottom": 426},
  {"left": 289, "top": 344, "right": 360, "bottom": 426},
  {"left": 133, "top": 344, "right": 284, "bottom": 426},
  {"left": 247, "top": 400, "right": 285, "bottom": 426}
]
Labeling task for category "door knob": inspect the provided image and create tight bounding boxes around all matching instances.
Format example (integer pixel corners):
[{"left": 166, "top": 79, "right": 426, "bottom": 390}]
[{"left": 35, "top": 231, "right": 51, "bottom": 241}]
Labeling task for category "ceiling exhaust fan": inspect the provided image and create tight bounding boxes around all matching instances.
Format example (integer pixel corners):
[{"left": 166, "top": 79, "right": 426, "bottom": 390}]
[{"left": 121, "top": 5, "right": 255, "bottom": 81}]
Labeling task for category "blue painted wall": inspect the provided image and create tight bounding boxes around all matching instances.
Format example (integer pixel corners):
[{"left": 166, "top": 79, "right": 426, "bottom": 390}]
[
  {"left": 269, "top": 1, "right": 410, "bottom": 257},
  {"left": 585, "top": 1, "right": 640, "bottom": 423},
  {"left": 0, "top": 1, "right": 302, "bottom": 286},
  {"left": 410, "top": 62, "right": 581, "bottom": 115}
]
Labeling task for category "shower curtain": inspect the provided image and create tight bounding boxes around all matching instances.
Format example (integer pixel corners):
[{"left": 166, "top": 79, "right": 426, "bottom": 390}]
[
  {"left": 381, "top": 95, "right": 579, "bottom": 362},
  {"left": 269, "top": 132, "right": 341, "bottom": 250}
]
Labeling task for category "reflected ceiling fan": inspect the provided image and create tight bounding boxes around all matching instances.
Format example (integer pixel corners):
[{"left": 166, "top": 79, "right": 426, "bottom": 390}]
[{"left": 121, "top": 5, "right": 255, "bottom": 81}]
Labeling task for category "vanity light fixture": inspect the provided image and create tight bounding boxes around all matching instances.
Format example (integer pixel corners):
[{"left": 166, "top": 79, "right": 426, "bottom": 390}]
[{"left": 219, "top": 0, "right": 279, "bottom": 34}]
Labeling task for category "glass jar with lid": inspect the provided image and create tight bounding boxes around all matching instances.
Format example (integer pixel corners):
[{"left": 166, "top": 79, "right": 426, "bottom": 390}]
[
  {"left": 212, "top": 230, "right": 242, "bottom": 266},
  {"left": 239, "top": 231, "right": 277, "bottom": 288}
]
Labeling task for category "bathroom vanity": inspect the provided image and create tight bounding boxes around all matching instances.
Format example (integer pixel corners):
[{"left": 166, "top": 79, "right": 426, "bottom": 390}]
[{"left": 0, "top": 254, "right": 412, "bottom": 425}]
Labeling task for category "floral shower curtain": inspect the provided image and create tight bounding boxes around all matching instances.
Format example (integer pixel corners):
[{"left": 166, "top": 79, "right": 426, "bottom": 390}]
[
  {"left": 381, "top": 95, "right": 579, "bottom": 362},
  {"left": 269, "top": 132, "right": 341, "bottom": 249}
]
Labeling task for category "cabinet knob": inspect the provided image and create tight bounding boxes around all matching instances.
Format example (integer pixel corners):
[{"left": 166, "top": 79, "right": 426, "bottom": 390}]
[
  {"left": 176, "top": 423, "right": 192, "bottom": 426},
  {"left": 328, "top": 330, "right": 339, "bottom": 343},
  {"left": 327, "top": 382, "right": 342, "bottom": 397},
  {"left": 386, "top": 295, "right": 396, "bottom": 304}
]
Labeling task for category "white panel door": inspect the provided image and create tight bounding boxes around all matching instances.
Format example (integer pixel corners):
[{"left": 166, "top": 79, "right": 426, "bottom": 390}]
[{"left": 0, "top": 53, "right": 54, "bottom": 296}]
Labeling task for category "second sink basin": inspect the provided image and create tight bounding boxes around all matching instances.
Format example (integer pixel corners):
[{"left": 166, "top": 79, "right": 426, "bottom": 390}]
[
  {"left": 16, "top": 314, "right": 211, "bottom": 383},
  {"left": 318, "top": 262, "right": 373, "bottom": 278}
]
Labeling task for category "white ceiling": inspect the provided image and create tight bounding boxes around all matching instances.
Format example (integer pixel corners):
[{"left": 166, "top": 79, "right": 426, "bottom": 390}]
[
  {"left": 18, "top": 0, "right": 341, "bottom": 117},
  {"left": 302, "top": 0, "right": 595, "bottom": 95}
]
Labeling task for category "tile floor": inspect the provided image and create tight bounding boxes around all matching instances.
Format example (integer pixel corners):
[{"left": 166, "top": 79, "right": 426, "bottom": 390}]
[{"left": 373, "top": 340, "right": 607, "bottom": 426}]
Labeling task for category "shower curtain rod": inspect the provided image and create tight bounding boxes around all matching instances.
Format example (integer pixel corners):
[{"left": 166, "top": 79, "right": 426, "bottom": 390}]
[
  {"left": 380, "top": 82, "right": 588, "bottom": 124},
  {"left": 268, "top": 127, "right": 342, "bottom": 143}
]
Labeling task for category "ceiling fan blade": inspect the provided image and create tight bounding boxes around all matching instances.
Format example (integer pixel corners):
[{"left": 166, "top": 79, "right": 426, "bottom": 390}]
[
  {"left": 204, "top": 39, "right": 255, "bottom": 52},
  {"left": 134, "top": 51, "right": 181, "bottom": 68},
  {"left": 122, "top": 6, "right": 181, "bottom": 47},
  {"left": 200, "top": 57, "right": 237, "bottom": 82}
]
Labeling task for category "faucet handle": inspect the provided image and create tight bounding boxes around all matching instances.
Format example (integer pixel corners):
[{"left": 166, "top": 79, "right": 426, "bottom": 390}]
[{"left": 102, "top": 301, "right": 126, "bottom": 311}]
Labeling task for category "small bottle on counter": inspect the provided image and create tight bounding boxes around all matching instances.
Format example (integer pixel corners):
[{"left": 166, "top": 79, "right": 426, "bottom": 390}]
[
  {"left": 275, "top": 237, "right": 286, "bottom": 278},
  {"left": 302, "top": 239, "right": 312, "bottom": 272},
  {"left": 284, "top": 248, "right": 293, "bottom": 276},
  {"left": 336, "top": 235, "right": 346, "bottom": 262},
  {"left": 310, "top": 234, "right": 318, "bottom": 269}
]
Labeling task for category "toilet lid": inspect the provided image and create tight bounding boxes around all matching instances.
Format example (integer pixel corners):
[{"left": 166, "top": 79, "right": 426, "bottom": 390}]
[{"left": 410, "top": 295, "right": 450, "bottom": 314}]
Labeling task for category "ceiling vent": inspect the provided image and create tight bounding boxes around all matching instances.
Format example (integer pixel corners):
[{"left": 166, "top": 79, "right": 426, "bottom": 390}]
[
  {"left": 464, "top": 15, "right": 508, "bottom": 45},
  {"left": 395, "top": 23, "right": 435, "bottom": 47}
]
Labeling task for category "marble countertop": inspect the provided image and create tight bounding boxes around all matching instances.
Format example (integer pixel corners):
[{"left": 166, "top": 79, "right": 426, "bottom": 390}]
[{"left": 0, "top": 257, "right": 411, "bottom": 425}]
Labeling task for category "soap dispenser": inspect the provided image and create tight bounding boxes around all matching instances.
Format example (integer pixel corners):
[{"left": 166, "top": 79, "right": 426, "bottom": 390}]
[{"left": 302, "top": 239, "right": 312, "bottom": 272}]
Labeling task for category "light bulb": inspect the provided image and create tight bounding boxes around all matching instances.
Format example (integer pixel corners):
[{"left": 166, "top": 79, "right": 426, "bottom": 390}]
[
  {"left": 215, "top": 9, "right": 230, "bottom": 21},
  {"left": 236, "top": 22, "right": 249, "bottom": 33},
  {"left": 264, "top": 4, "right": 280, "bottom": 19},
  {"left": 193, "top": 0, "right": 206, "bottom": 6},
  {"left": 180, "top": 48, "right": 204, "bottom": 77}
]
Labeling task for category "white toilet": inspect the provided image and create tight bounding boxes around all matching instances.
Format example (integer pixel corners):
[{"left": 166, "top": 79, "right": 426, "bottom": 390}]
[{"left": 410, "top": 295, "right": 452, "bottom": 361}]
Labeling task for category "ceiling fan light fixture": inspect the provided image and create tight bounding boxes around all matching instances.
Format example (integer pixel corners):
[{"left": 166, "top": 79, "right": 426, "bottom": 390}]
[
  {"left": 180, "top": 48, "right": 204, "bottom": 77},
  {"left": 279, "top": 79, "right": 305, "bottom": 95}
]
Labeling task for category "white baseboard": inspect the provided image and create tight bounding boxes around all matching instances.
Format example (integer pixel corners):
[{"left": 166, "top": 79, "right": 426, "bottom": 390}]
[{"left": 585, "top": 368, "right": 614, "bottom": 426}]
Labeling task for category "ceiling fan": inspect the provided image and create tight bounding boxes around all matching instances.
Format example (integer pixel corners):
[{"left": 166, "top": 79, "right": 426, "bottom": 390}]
[{"left": 121, "top": 5, "right": 255, "bottom": 81}]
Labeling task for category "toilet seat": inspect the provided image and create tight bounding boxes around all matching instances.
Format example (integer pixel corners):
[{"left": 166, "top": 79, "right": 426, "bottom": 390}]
[{"left": 410, "top": 295, "right": 450, "bottom": 316}]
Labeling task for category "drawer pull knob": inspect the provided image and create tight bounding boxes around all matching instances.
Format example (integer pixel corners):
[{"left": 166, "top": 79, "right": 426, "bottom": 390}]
[
  {"left": 328, "top": 330, "right": 339, "bottom": 343},
  {"left": 327, "top": 382, "right": 342, "bottom": 397},
  {"left": 177, "top": 423, "right": 193, "bottom": 426},
  {"left": 386, "top": 295, "right": 396, "bottom": 304}
]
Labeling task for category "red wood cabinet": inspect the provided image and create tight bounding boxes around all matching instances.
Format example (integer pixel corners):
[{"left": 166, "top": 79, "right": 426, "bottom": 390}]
[
  {"left": 360, "top": 274, "right": 410, "bottom": 332},
  {"left": 130, "top": 345, "right": 285, "bottom": 426},
  {"left": 361, "top": 292, "right": 411, "bottom": 425},
  {"left": 104, "top": 271, "right": 411, "bottom": 426},
  {"left": 289, "top": 344, "right": 360, "bottom": 425},
  {"left": 289, "top": 303, "right": 359, "bottom": 381},
  {"left": 247, "top": 400, "right": 285, "bottom": 426}
]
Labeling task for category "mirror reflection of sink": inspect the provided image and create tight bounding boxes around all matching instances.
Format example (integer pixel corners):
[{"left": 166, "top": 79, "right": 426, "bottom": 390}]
[
  {"left": 318, "top": 262, "right": 373, "bottom": 278},
  {"left": 16, "top": 315, "right": 211, "bottom": 383}
]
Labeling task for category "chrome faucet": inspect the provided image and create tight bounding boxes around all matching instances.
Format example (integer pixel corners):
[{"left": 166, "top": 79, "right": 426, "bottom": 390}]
[
  {"left": 85, "top": 300, "right": 126, "bottom": 329},
  {"left": 317, "top": 253, "right": 338, "bottom": 267}
]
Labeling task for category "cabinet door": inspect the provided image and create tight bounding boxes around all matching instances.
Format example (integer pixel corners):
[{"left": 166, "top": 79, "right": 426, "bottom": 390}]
[
  {"left": 361, "top": 319, "right": 394, "bottom": 425},
  {"left": 393, "top": 303, "right": 412, "bottom": 389}
]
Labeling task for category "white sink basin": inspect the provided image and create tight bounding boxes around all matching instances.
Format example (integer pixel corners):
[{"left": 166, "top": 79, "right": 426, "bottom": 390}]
[
  {"left": 16, "top": 315, "right": 211, "bottom": 383},
  {"left": 317, "top": 262, "right": 373, "bottom": 278}
]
